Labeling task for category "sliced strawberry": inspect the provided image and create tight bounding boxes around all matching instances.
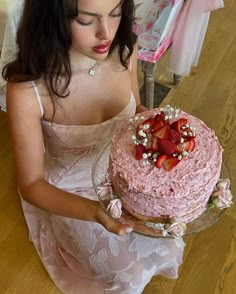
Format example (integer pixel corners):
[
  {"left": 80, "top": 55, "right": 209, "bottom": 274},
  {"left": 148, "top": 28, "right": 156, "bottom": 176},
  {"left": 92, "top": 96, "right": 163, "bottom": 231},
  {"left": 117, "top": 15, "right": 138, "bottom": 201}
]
[
  {"left": 162, "top": 156, "right": 180, "bottom": 171},
  {"left": 153, "top": 124, "right": 170, "bottom": 139},
  {"left": 135, "top": 144, "right": 146, "bottom": 160},
  {"left": 158, "top": 139, "right": 177, "bottom": 156},
  {"left": 154, "top": 112, "right": 165, "bottom": 123},
  {"left": 184, "top": 139, "right": 195, "bottom": 152},
  {"left": 136, "top": 118, "right": 155, "bottom": 138},
  {"left": 177, "top": 138, "right": 195, "bottom": 153},
  {"left": 168, "top": 129, "right": 181, "bottom": 143},
  {"left": 152, "top": 120, "right": 165, "bottom": 132},
  {"left": 155, "top": 154, "right": 167, "bottom": 169},
  {"left": 181, "top": 127, "right": 196, "bottom": 139},
  {"left": 136, "top": 124, "right": 149, "bottom": 139},
  {"left": 171, "top": 118, "right": 188, "bottom": 133},
  {"left": 142, "top": 117, "right": 156, "bottom": 128},
  {"left": 176, "top": 144, "right": 184, "bottom": 153},
  {"left": 152, "top": 112, "right": 166, "bottom": 131},
  {"left": 151, "top": 137, "right": 159, "bottom": 151}
]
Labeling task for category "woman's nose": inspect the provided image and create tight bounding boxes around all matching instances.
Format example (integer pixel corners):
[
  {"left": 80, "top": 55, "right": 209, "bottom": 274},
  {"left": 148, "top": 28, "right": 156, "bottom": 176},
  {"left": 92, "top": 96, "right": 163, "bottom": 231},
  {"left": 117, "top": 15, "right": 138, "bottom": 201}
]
[{"left": 96, "top": 20, "right": 110, "bottom": 40}]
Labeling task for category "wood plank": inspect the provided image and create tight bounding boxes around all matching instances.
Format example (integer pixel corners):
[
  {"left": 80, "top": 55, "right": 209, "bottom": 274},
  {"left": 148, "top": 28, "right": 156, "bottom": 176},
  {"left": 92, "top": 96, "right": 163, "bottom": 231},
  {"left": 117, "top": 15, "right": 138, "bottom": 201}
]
[
  {"left": 172, "top": 215, "right": 236, "bottom": 294},
  {"left": 1, "top": 0, "right": 236, "bottom": 292},
  {"left": 0, "top": 217, "right": 36, "bottom": 292},
  {"left": 214, "top": 230, "right": 236, "bottom": 294},
  {"left": 4, "top": 255, "right": 61, "bottom": 294}
]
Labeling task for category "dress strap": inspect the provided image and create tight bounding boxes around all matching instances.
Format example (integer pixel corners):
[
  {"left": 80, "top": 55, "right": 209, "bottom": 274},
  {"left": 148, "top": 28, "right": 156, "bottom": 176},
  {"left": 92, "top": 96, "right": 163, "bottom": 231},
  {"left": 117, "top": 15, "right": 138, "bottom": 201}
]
[{"left": 32, "top": 81, "right": 44, "bottom": 117}]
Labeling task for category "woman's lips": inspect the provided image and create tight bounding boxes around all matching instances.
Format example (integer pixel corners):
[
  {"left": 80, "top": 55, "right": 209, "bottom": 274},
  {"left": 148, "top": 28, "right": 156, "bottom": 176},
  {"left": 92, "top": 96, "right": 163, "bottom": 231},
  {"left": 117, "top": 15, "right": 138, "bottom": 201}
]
[{"left": 92, "top": 41, "right": 112, "bottom": 54}]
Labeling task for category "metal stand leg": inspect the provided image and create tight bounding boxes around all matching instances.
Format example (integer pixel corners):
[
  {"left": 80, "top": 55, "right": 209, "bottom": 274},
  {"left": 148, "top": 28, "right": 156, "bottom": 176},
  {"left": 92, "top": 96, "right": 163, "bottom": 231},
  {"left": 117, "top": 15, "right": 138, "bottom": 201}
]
[
  {"left": 174, "top": 74, "right": 182, "bottom": 85},
  {"left": 142, "top": 61, "right": 156, "bottom": 109}
]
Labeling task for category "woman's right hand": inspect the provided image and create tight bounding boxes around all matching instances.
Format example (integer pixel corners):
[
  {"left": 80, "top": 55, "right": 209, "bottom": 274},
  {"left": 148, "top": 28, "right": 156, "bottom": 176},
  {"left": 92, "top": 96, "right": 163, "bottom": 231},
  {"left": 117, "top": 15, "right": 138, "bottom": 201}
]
[{"left": 96, "top": 204, "right": 133, "bottom": 236}]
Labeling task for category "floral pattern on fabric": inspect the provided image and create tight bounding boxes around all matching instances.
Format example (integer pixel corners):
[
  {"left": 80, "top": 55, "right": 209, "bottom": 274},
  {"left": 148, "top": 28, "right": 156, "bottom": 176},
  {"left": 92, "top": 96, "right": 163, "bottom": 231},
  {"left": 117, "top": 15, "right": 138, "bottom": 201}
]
[
  {"left": 133, "top": 0, "right": 184, "bottom": 63},
  {"left": 20, "top": 93, "right": 185, "bottom": 293}
]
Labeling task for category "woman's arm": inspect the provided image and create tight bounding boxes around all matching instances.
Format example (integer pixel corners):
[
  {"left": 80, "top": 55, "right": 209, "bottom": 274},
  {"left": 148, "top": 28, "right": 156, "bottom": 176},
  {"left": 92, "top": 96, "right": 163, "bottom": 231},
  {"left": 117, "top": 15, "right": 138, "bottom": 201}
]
[
  {"left": 131, "top": 43, "right": 148, "bottom": 113},
  {"left": 6, "top": 82, "right": 133, "bottom": 235}
]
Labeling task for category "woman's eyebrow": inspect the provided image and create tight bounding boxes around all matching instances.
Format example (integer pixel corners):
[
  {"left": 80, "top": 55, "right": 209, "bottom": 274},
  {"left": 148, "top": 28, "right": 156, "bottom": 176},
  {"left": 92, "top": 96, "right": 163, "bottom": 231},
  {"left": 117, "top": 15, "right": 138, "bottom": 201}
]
[{"left": 78, "top": 0, "right": 123, "bottom": 17}]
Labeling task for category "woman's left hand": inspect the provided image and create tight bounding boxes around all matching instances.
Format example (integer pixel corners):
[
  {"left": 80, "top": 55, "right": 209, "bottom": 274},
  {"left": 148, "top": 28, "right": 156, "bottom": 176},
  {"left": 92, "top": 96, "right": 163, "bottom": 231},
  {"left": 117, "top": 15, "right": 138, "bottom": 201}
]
[
  {"left": 96, "top": 204, "right": 133, "bottom": 236},
  {"left": 136, "top": 104, "right": 148, "bottom": 113}
]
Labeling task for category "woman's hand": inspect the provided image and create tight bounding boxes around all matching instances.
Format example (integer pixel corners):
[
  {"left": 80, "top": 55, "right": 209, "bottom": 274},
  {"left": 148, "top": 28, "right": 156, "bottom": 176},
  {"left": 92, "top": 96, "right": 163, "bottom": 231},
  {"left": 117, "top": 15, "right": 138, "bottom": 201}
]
[
  {"left": 96, "top": 204, "right": 133, "bottom": 236},
  {"left": 136, "top": 104, "right": 148, "bottom": 113}
]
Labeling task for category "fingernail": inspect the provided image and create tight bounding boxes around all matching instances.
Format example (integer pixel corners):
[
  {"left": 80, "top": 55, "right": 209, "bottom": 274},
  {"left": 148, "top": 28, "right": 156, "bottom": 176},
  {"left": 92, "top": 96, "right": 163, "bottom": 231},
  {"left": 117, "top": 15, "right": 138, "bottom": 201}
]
[{"left": 125, "top": 227, "right": 133, "bottom": 233}]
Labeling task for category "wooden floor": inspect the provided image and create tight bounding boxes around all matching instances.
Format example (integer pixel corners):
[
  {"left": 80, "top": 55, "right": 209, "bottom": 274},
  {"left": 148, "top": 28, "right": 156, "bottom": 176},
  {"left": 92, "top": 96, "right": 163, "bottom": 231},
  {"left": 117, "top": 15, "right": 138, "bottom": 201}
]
[{"left": 0, "top": 1, "right": 236, "bottom": 293}]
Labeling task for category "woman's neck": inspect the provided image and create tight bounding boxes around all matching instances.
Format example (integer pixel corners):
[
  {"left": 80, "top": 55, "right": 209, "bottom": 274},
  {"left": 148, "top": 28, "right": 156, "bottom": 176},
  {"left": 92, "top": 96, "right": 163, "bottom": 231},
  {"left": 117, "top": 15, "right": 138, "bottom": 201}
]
[{"left": 69, "top": 51, "right": 99, "bottom": 74}]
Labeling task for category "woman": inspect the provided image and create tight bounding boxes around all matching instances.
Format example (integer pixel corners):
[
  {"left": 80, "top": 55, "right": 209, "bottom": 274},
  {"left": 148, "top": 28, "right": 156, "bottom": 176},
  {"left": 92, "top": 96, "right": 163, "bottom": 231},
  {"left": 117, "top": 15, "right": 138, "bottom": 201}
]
[{"left": 3, "top": 0, "right": 184, "bottom": 293}]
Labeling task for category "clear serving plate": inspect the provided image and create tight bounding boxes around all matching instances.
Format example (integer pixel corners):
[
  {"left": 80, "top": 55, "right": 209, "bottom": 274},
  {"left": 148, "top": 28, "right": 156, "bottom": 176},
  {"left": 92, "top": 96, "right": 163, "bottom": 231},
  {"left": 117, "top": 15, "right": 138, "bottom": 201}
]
[{"left": 92, "top": 140, "right": 231, "bottom": 238}]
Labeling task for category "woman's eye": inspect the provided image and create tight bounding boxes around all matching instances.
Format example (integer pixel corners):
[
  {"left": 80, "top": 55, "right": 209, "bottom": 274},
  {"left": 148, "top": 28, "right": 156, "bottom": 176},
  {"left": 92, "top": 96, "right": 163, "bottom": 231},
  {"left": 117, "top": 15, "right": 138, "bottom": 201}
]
[
  {"left": 75, "top": 16, "right": 94, "bottom": 26},
  {"left": 111, "top": 13, "right": 122, "bottom": 18},
  {"left": 110, "top": 7, "right": 122, "bottom": 18},
  {"left": 76, "top": 19, "right": 93, "bottom": 26}
]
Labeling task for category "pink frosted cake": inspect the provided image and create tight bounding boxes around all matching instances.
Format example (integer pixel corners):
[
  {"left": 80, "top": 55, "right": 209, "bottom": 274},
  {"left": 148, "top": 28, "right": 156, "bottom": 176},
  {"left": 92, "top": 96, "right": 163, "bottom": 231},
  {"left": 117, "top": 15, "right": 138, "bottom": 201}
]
[{"left": 109, "top": 106, "right": 224, "bottom": 224}]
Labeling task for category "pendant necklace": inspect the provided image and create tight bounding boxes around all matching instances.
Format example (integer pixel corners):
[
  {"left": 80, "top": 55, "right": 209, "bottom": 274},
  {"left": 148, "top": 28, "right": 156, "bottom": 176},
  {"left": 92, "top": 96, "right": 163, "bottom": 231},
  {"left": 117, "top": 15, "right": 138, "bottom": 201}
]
[{"left": 88, "top": 61, "right": 99, "bottom": 76}]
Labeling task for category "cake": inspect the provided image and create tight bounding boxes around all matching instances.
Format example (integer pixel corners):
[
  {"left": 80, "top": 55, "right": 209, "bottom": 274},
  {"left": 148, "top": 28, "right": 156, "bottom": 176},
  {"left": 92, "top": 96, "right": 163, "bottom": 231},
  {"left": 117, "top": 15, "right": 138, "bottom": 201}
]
[{"left": 108, "top": 106, "right": 224, "bottom": 225}]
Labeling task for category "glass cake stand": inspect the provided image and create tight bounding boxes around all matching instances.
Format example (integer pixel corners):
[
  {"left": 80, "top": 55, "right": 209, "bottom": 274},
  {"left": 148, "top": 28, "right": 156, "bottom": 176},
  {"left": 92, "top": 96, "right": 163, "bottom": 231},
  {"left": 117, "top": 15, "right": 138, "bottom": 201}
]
[{"left": 92, "top": 140, "right": 231, "bottom": 238}]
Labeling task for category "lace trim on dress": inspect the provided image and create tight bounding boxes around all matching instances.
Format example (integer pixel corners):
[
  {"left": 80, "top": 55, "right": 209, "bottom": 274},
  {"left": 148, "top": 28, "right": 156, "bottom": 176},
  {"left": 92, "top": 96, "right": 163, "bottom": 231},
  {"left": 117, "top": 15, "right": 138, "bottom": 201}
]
[{"left": 42, "top": 93, "right": 136, "bottom": 128}]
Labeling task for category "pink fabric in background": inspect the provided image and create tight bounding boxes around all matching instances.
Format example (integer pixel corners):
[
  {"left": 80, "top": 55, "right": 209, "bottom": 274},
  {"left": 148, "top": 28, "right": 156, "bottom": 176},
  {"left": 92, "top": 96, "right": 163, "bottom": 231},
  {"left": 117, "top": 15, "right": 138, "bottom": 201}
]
[
  {"left": 134, "top": 0, "right": 184, "bottom": 63},
  {"left": 134, "top": 0, "right": 224, "bottom": 75},
  {"left": 169, "top": 0, "right": 224, "bottom": 75}
]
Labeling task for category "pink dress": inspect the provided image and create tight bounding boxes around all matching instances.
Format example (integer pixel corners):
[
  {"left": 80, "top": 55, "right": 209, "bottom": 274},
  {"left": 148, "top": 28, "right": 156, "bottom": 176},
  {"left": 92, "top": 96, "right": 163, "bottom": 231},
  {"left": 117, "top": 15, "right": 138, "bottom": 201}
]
[{"left": 20, "top": 85, "right": 185, "bottom": 294}]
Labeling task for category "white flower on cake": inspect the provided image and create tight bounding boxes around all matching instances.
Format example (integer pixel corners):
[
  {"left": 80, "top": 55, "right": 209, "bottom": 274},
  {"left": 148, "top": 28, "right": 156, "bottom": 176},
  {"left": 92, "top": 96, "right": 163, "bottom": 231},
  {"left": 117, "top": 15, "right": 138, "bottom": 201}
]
[
  {"left": 210, "top": 179, "right": 233, "bottom": 209},
  {"left": 216, "top": 178, "right": 230, "bottom": 190},
  {"left": 130, "top": 105, "right": 196, "bottom": 171},
  {"left": 97, "top": 182, "right": 113, "bottom": 198},
  {"left": 145, "top": 221, "right": 186, "bottom": 238},
  {"left": 164, "top": 222, "right": 186, "bottom": 238},
  {"left": 107, "top": 199, "right": 123, "bottom": 219}
]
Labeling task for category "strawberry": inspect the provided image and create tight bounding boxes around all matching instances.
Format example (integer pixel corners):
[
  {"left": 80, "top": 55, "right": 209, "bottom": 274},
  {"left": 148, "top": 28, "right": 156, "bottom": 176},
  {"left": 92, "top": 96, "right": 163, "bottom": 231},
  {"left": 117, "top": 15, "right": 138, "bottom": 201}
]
[
  {"left": 152, "top": 120, "right": 165, "bottom": 132},
  {"left": 152, "top": 112, "right": 166, "bottom": 131},
  {"left": 151, "top": 137, "right": 159, "bottom": 151},
  {"left": 162, "top": 156, "right": 180, "bottom": 171},
  {"left": 184, "top": 139, "right": 195, "bottom": 152},
  {"left": 154, "top": 112, "right": 165, "bottom": 123},
  {"left": 155, "top": 155, "right": 167, "bottom": 169},
  {"left": 177, "top": 138, "right": 195, "bottom": 153},
  {"left": 171, "top": 118, "right": 188, "bottom": 133},
  {"left": 153, "top": 124, "right": 170, "bottom": 139},
  {"left": 142, "top": 117, "right": 156, "bottom": 128},
  {"left": 168, "top": 129, "right": 181, "bottom": 143},
  {"left": 135, "top": 144, "right": 146, "bottom": 160},
  {"left": 136, "top": 118, "right": 155, "bottom": 138},
  {"left": 181, "top": 127, "right": 196, "bottom": 139},
  {"left": 158, "top": 139, "right": 177, "bottom": 156}
]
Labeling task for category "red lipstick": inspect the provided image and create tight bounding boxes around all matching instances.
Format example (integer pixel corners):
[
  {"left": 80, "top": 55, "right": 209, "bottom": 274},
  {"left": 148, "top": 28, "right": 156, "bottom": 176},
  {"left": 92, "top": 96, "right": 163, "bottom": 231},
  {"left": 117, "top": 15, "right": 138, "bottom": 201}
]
[{"left": 93, "top": 41, "right": 112, "bottom": 54}]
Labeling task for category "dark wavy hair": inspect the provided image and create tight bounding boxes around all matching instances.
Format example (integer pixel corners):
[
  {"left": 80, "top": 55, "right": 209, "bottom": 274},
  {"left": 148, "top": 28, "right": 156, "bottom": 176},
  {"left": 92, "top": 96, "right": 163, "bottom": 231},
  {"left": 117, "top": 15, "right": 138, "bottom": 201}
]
[{"left": 3, "top": 0, "right": 137, "bottom": 99}]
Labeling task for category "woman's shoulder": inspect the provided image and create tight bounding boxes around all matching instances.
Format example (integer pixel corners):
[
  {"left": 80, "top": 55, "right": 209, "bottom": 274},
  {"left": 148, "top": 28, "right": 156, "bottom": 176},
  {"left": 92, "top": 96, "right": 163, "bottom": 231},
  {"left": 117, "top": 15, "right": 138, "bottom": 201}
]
[
  {"left": 7, "top": 80, "right": 35, "bottom": 105},
  {"left": 7, "top": 80, "right": 34, "bottom": 93},
  {"left": 6, "top": 81, "right": 42, "bottom": 119}
]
